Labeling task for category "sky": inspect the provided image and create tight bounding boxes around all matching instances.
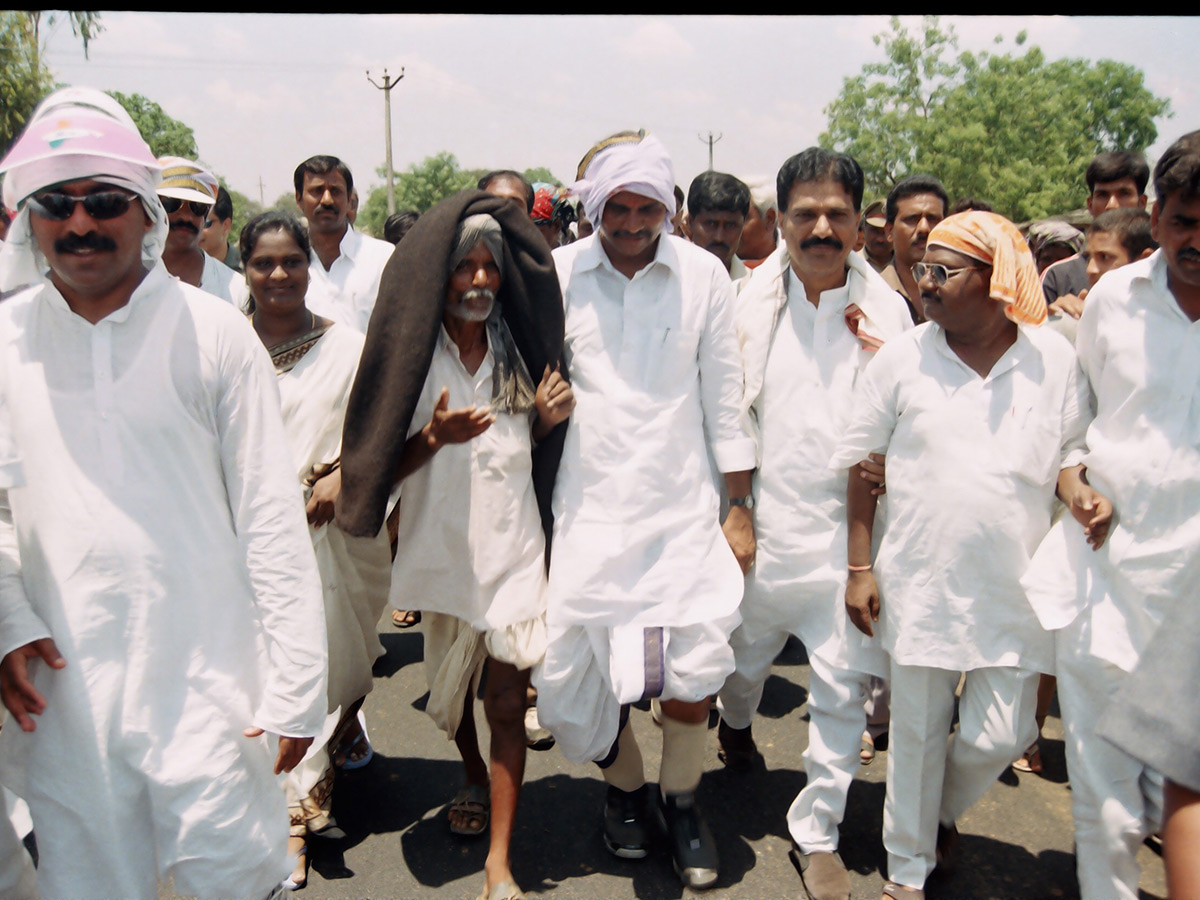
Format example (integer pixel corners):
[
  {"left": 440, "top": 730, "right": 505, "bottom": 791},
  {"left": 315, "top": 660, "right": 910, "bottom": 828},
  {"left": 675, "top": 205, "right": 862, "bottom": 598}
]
[{"left": 40, "top": 14, "right": 1200, "bottom": 209}]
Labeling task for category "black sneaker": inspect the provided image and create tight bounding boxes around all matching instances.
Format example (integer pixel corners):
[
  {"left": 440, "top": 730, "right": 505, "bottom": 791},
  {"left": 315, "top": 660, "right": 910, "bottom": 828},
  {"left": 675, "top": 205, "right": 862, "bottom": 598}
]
[
  {"left": 656, "top": 790, "right": 719, "bottom": 889},
  {"left": 603, "top": 784, "right": 649, "bottom": 859}
]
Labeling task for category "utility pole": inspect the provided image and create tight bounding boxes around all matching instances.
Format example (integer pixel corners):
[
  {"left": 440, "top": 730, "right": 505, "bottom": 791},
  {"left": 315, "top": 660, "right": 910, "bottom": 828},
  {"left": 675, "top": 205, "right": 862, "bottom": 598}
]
[
  {"left": 367, "top": 66, "right": 405, "bottom": 215},
  {"left": 697, "top": 131, "right": 723, "bottom": 171}
]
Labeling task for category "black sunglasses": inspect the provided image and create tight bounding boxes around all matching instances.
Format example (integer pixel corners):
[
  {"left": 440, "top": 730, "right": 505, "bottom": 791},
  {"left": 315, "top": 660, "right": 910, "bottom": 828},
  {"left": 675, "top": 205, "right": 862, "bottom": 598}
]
[
  {"left": 161, "top": 196, "right": 212, "bottom": 217},
  {"left": 27, "top": 190, "right": 137, "bottom": 222}
]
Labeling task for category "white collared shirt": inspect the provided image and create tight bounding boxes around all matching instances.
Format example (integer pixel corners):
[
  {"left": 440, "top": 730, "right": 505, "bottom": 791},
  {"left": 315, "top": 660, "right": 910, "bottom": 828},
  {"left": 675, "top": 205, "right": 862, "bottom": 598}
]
[
  {"left": 1066, "top": 251, "right": 1200, "bottom": 669},
  {"left": 547, "top": 233, "right": 756, "bottom": 628},
  {"left": 305, "top": 226, "right": 396, "bottom": 334},
  {"left": 200, "top": 250, "right": 235, "bottom": 304},
  {"left": 831, "top": 322, "right": 1089, "bottom": 671},
  {"left": 388, "top": 326, "right": 546, "bottom": 631}
]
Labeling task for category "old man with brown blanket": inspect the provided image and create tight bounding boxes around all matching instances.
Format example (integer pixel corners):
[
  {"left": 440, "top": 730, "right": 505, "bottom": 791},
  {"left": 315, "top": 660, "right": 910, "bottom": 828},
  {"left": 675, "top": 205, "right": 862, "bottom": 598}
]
[{"left": 337, "top": 190, "right": 570, "bottom": 900}]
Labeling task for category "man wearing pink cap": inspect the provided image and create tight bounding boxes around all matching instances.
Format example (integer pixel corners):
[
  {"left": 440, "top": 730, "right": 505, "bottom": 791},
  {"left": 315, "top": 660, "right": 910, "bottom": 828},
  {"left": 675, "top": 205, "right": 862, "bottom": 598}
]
[{"left": 0, "top": 87, "right": 326, "bottom": 900}]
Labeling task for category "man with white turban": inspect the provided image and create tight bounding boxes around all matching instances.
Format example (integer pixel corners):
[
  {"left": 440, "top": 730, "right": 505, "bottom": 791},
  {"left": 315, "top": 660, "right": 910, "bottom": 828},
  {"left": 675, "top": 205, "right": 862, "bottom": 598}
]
[
  {"left": 534, "top": 130, "right": 756, "bottom": 890},
  {"left": 0, "top": 86, "right": 327, "bottom": 900},
  {"left": 832, "top": 210, "right": 1108, "bottom": 899}
]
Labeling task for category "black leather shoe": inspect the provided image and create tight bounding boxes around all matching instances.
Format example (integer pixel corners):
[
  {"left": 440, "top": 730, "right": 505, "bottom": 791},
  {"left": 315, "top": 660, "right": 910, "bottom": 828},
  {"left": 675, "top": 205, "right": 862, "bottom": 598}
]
[
  {"left": 656, "top": 790, "right": 719, "bottom": 889},
  {"left": 603, "top": 784, "right": 649, "bottom": 859}
]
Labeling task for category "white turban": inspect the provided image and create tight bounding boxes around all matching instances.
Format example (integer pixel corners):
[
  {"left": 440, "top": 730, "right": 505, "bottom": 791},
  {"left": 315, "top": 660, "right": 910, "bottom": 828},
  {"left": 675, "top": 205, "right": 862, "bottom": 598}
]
[
  {"left": 570, "top": 132, "right": 677, "bottom": 236},
  {"left": 0, "top": 87, "right": 167, "bottom": 293}
]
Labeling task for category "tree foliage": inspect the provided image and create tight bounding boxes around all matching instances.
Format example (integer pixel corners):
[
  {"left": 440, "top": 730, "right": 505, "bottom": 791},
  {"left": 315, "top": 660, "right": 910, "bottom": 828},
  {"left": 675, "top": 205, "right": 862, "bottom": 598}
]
[
  {"left": 820, "top": 16, "right": 1172, "bottom": 221},
  {"left": 107, "top": 91, "right": 198, "bottom": 160},
  {"left": 0, "top": 11, "right": 55, "bottom": 160},
  {"left": 360, "top": 152, "right": 482, "bottom": 238}
]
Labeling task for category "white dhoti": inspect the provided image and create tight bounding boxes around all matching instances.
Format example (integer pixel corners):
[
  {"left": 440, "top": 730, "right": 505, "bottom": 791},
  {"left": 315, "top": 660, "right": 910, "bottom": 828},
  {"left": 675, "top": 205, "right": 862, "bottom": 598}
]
[
  {"left": 535, "top": 614, "right": 739, "bottom": 764},
  {"left": 884, "top": 662, "right": 1038, "bottom": 889},
  {"left": 424, "top": 612, "right": 547, "bottom": 741}
]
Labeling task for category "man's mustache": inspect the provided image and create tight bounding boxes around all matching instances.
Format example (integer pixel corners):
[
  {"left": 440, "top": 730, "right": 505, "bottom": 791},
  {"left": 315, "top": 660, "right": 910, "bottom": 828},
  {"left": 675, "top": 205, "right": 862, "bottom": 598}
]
[
  {"left": 462, "top": 288, "right": 496, "bottom": 303},
  {"left": 705, "top": 242, "right": 730, "bottom": 255},
  {"left": 56, "top": 232, "right": 117, "bottom": 254},
  {"left": 801, "top": 236, "right": 843, "bottom": 251},
  {"left": 1179, "top": 248, "right": 1200, "bottom": 263},
  {"left": 170, "top": 220, "right": 199, "bottom": 235}
]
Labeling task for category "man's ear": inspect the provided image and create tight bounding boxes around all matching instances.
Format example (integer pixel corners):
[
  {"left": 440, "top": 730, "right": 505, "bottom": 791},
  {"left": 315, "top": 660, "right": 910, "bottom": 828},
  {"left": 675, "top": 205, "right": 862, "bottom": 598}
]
[
  {"left": 1137, "top": 247, "right": 1154, "bottom": 261},
  {"left": 764, "top": 208, "right": 777, "bottom": 231},
  {"left": 885, "top": 222, "right": 894, "bottom": 247},
  {"left": 679, "top": 212, "right": 692, "bottom": 240}
]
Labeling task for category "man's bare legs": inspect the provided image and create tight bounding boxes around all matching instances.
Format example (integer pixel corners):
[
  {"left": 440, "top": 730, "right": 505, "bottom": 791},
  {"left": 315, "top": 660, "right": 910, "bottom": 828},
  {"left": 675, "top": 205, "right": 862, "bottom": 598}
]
[
  {"left": 450, "top": 690, "right": 489, "bottom": 834},
  {"left": 482, "top": 659, "right": 530, "bottom": 893},
  {"left": 1165, "top": 781, "right": 1200, "bottom": 899}
]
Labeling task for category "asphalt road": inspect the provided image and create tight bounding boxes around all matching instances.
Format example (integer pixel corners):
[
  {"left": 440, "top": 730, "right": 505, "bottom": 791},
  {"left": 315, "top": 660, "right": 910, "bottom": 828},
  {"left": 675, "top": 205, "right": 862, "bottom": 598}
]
[{"left": 286, "top": 619, "right": 1166, "bottom": 900}]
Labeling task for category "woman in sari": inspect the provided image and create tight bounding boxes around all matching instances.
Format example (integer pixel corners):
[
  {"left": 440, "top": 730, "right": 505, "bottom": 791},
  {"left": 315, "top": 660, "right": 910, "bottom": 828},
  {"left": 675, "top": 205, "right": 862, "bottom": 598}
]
[{"left": 240, "top": 211, "right": 393, "bottom": 890}]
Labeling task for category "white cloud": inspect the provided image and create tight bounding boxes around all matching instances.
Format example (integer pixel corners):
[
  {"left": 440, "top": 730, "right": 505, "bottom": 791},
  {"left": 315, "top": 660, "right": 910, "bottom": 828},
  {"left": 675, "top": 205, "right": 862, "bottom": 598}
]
[{"left": 613, "top": 20, "right": 695, "bottom": 61}]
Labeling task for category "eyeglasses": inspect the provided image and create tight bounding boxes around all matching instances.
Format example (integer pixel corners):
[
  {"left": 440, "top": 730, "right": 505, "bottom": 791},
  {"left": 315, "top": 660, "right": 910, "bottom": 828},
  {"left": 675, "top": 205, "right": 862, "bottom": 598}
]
[
  {"left": 912, "top": 262, "right": 988, "bottom": 286},
  {"left": 161, "top": 197, "right": 212, "bottom": 217},
  {"left": 27, "top": 190, "right": 137, "bottom": 221}
]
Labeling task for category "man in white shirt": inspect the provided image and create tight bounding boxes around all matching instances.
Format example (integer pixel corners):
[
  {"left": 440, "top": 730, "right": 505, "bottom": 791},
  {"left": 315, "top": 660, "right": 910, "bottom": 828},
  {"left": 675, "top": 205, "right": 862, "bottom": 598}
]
[
  {"left": 680, "top": 171, "right": 751, "bottom": 286},
  {"left": 837, "top": 211, "right": 1105, "bottom": 899},
  {"left": 1024, "top": 131, "right": 1200, "bottom": 900},
  {"left": 156, "top": 157, "right": 235, "bottom": 303},
  {"left": 0, "top": 87, "right": 326, "bottom": 900},
  {"left": 716, "top": 147, "right": 913, "bottom": 900},
  {"left": 534, "top": 131, "right": 756, "bottom": 890},
  {"left": 294, "top": 155, "right": 395, "bottom": 333}
]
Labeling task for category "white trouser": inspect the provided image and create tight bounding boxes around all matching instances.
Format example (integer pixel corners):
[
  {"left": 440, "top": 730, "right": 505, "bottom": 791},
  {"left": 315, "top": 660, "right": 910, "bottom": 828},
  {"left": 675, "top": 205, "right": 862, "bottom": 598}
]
[
  {"left": 1056, "top": 614, "right": 1164, "bottom": 900},
  {"left": 717, "top": 625, "right": 872, "bottom": 852},
  {"left": 885, "top": 662, "right": 1038, "bottom": 889},
  {"left": 785, "top": 652, "right": 872, "bottom": 853}
]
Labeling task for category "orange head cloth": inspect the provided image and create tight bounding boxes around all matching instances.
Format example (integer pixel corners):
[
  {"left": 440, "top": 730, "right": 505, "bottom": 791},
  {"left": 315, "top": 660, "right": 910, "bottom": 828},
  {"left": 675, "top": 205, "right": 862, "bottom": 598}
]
[{"left": 926, "top": 211, "right": 1047, "bottom": 326}]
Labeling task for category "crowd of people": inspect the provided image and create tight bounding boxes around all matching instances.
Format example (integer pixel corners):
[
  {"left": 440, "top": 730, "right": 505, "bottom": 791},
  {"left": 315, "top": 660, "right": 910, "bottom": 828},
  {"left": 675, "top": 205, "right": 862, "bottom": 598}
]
[{"left": 0, "top": 85, "right": 1196, "bottom": 900}]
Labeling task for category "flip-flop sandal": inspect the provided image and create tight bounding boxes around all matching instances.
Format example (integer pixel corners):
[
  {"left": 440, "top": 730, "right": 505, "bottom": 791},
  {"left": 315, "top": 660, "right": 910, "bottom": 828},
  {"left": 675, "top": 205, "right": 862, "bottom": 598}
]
[
  {"left": 336, "top": 711, "right": 374, "bottom": 771},
  {"left": 392, "top": 609, "right": 421, "bottom": 629},
  {"left": 861, "top": 732, "right": 876, "bottom": 765},
  {"left": 881, "top": 882, "right": 924, "bottom": 900},
  {"left": 449, "top": 783, "right": 490, "bottom": 836},
  {"left": 281, "top": 839, "right": 307, "bottom": 891},
  {"left": 475, "top": 880, "right": 525, "bottom": 900},
  {"left": 1012, "top": 741, "right": 1042, "bottom": 774}
]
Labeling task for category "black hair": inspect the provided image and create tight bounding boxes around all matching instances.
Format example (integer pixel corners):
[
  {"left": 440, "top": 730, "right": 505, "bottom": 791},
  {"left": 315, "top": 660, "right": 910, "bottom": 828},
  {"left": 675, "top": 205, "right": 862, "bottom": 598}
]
[
  {"left": 238, "top": 211, "right": 312, "bottom": 315},
  {"left": 951, "top": 196, "right": 993, "bottom": 215},
  {"left": 293, "top": 155, "right": 354, "bottom": 196},
  {"left": 688, "top": 172, "right": 750, "bottom": 218},
  {"left": 1090, "top": 207, "right": 1157, "bottom": 259},
  {"left": 776, "top": 148, "right": 864, "bottom": 214},
  {"left": 478, "top": 170, "right": 534, "bottom": 213},
  {"left": 1086, "top": 151, "right": 1150, "bottom": 195},
  {"left": 212, "top": 185, "right": 233, "bottom": 223},
  {"left": 1152, "top": 131, "right": 1200, "bottom": 205},
  {"left": 384, "top": 209, "right": 421, "bottom": 245},
  {"left": 886, "top": 175, "right": 949, "bottom": 224}
]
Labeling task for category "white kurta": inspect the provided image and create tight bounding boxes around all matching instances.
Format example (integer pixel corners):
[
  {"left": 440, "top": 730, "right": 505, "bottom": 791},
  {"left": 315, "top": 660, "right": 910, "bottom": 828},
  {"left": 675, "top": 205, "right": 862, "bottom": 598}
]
[
  {"left": 388, "top": 326, "right": 547, "bottom": 633},
  {"left": 737, "top": 247, "right": 913, "bottom": 667},
  {"left": 0, "top": 264, "right": 327, "bottom": 899},
  {"left": 305, "top": 226, "right": 396, "bottom": 334},
  {"left": 1025, "top": 252, "right": 1200, "bottom": 672},
  {"left": 830, "top": 322, "right": 1089, "bottom": 673},
  {"left": 547, "top": 234, "right": 756, "bottom": 628}
]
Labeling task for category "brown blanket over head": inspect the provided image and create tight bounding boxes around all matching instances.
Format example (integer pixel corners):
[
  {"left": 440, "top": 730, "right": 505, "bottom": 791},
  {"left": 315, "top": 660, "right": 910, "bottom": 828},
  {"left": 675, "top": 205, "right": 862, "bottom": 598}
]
[{"left": 336, "top": 189, "right": 566, "bottom": 541}]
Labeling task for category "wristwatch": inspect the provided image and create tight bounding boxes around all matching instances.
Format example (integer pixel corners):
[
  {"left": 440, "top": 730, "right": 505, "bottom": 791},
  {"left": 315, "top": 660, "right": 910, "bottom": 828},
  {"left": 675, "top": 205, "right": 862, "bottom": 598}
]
[{"left": 729, "top": 495, "right": 755, "bottom": 510}]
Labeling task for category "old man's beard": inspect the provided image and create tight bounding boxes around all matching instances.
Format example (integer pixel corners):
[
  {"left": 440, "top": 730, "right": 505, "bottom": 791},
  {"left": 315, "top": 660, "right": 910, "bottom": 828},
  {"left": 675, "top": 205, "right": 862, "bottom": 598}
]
[{"left": 446, "top": 287, "right": 495, "bottom": 322}]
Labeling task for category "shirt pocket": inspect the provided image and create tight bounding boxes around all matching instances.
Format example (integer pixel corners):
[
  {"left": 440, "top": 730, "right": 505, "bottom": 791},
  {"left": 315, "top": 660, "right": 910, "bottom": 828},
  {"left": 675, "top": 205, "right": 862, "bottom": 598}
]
[
  {"left": 1003, "top": 407, "right": 1062, "bottom": 490},
  {"left": 643, "top": 327, "right": 701, "bottom": 396}
]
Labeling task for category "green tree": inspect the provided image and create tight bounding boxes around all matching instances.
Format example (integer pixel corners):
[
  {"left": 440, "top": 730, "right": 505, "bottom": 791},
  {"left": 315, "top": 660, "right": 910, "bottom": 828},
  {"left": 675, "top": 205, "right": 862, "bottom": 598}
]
[
  {"left": 523, "top": 167, "right": 561, "bottom": 186},
  {"left": 0, "top": 11, "right": 55, "bottom": 159},
  {"left": 107, "top": 91, "right": 198, "bottom": 160},
  {"left": 360, "top": 152, "right": 479, "bottom": 238},
  {"left": 820, "top": 17, "right": 1171, "bottom": 221},
  {"left": 820, "top": 16, "right": 960, "bottom": 197},
  {"left": 218, "top": 182, "right": 264, "bottom": 251}
]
